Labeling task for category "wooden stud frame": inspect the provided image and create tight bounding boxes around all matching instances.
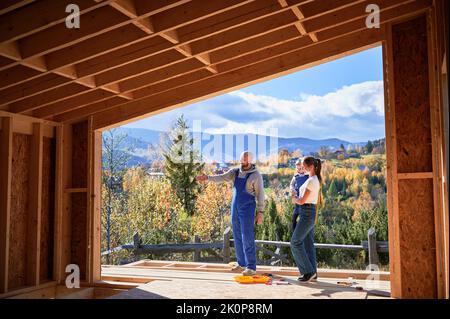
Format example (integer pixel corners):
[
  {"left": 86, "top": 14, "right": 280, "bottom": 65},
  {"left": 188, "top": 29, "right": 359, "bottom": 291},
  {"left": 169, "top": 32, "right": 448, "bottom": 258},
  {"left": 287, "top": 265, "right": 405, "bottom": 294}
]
[{"left": 0, "top": 0, "right": 448, "bottom": 299}]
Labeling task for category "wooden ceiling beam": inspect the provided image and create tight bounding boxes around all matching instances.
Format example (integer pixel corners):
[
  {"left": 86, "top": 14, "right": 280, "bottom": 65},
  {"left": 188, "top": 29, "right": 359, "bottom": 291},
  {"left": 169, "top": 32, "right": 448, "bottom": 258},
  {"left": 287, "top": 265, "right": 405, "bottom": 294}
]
[
  {"left": 109, "top": 0, "right": 154, "bottom": 34},
  {"left": 32, "top": 89, "right": 118, "bottom": 118},
  {"left": 55, "top": 0, "right": 430, "bottom": 124},
  {"left": 0, "top": 0, "right": 260, "bottom": 100},
  {"left": 150, "top": 0, "right": 255, "bottom": 33},
  {"left": 186, "top": 10, "right": 298, "bottom": 56},
  {"left": 94, "top": 50, "right": 185, "bottom": 86},
  {"left": 9, "top": 83, "right": 88, "bottom": 113},
  {"left": 1, "top": 0, "right": 249, "bottom": 68},
  {"left": 0, "top": 0, "right": 109, "bottom": 43},
  {"left": 303, "top": 0, "right": 413, "bottom": 33},
  {"left": 21, "top": 0, "right": 421, "bottom": 117},
  {"left": 278, "top": 0, "right": 318, "bottom": 42},
  {"left": 0, "top": 74, "right": 71, "bottom": 106},
  {"left": 0, "top": 0, "right": 34, "bottom": 16},
  {"left": 54, "top": 96, "right": 131, "bottom": 124},
  {"left": 91, "top": 28, "right": 383, "bottom": 130},
  {"left": 317, "top": 0, "right": 431, "bottom": 40},
  {"left": 1, "top": 0, "right": 426, "bottom": 117},
  {"left": 109, "top": 58, "right": 206, "bottom": 95},
  {"left": 0, "top": 0, "right": 302, "bottom": 90},
  {"left": 208, "top": 25, "right": 302, "bottom": 64},
  {"left": 18, "top": 6, "right": 130, "bottom": 59}
]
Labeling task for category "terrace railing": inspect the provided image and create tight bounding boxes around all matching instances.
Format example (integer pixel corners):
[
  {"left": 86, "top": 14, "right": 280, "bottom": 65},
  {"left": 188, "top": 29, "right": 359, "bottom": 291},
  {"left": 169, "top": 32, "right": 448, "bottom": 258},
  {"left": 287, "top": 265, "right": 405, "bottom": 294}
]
[{"left": 102, "top": 227, "right": 388, "bottom": 268}]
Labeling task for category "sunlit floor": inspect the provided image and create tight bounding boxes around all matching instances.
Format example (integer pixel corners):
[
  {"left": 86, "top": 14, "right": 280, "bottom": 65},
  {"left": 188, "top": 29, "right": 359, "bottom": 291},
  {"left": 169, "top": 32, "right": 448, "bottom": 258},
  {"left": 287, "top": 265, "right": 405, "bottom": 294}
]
[{"left": 102, "top": 260, "right": 391, "bottom": 299}]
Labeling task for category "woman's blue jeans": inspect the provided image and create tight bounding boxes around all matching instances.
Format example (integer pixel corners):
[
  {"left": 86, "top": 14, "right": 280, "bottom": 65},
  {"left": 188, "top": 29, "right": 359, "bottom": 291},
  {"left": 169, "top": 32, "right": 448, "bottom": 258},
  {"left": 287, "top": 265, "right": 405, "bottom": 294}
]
[{"left": 290, "top": 204, "right": 317, "bottom": 275}]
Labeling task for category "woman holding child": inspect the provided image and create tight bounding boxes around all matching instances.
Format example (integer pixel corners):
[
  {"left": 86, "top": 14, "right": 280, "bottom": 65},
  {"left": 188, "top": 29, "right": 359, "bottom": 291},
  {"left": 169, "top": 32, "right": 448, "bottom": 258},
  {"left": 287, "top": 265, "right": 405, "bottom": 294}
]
[{"left": 290, "top": 156, "right": 322, "bottom": 282}]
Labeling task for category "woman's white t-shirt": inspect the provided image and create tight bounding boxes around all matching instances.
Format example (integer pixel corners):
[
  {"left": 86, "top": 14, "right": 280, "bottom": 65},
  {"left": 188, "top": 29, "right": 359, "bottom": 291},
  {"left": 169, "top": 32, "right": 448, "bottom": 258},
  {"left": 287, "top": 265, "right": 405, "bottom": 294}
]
[{"left": 299, "top": 175, "right": 320, "bottom": 204}]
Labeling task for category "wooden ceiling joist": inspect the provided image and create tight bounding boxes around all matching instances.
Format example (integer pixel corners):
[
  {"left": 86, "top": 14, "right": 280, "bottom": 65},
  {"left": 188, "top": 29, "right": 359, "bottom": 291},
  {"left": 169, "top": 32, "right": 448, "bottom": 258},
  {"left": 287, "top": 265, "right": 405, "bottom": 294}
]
[
  {"left": 91, "top": 28, "right": 383, "bottom": 129},
  {"left": 0, "top": 0, "right": 434, "bottom": 126},
  {"left": 52, "top": 0, "right": 427, "bottom": 124}
]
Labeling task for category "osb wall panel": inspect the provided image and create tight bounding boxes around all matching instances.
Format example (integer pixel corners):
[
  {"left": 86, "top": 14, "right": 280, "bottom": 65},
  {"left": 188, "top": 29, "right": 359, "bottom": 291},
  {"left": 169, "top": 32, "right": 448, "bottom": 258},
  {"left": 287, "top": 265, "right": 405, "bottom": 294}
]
[
  {"left": 8, "top": 133, "right": 31, "bottom": 290},
  {"left": 71, "top": 192, "right": 87, "bottom": 281},
  {"left": 40, "top": 137, "right": 55, "bottom": 282},
  {"left": 71, "top": 121, "right": 87, "bottom": 188},
  {"left": 398, "top": 179, "right": 437, "bottom": 298},
  {"left": 393, "top": 15, "right": 432, "bottom": 174}
]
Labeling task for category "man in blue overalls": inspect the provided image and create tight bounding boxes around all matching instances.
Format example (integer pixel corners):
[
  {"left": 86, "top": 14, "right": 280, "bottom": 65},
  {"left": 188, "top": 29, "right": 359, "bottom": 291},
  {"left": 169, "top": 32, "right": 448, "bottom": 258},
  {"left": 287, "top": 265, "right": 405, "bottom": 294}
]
[
  {"left": 197, "top": 151, "right": 265, "bottom": 276},
  {"left": 290, "top": 158, "right": 309, "bottom": 231}
]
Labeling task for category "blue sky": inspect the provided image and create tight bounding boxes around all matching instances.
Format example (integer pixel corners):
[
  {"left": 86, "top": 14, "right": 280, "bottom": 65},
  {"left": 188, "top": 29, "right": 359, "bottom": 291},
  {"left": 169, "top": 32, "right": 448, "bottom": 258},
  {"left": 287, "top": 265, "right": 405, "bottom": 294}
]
[{"left": 125, "top": 46, "right": 385, "bottom": 143}]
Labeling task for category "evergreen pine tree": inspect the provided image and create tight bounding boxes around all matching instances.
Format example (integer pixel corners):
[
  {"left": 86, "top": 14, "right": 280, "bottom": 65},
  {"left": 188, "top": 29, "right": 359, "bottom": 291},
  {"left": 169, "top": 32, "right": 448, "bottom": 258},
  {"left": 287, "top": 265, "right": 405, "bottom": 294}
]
[
  {"left": 328, "top": 178, "right": 337, "bottom": 197},
  {"left": 163, "top": 115, "right": 204, "bottom": 216}
]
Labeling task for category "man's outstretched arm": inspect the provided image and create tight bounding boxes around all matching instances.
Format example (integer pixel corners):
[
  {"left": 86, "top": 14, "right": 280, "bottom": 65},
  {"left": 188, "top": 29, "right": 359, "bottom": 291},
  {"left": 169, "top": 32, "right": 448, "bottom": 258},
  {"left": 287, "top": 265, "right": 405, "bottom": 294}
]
[{"left": 196, "top": 169, "right": 235, "bottom": 184}]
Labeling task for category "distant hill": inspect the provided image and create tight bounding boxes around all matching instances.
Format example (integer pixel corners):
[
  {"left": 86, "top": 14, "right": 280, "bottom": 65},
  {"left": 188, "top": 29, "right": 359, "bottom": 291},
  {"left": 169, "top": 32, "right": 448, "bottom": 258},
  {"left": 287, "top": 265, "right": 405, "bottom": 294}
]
[{"left": 104, "top": 127, "right": 368, "bottom": 167}]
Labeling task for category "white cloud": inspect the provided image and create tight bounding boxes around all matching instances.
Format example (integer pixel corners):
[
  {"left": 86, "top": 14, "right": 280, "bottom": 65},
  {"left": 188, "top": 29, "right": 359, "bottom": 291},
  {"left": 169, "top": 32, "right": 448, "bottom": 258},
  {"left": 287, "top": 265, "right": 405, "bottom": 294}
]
[
  {"left": 126, "top": 81, "right": 385, "bottom": 142},
  {"left": 204, "top": 81, "right": 385, "bottom": 141}
]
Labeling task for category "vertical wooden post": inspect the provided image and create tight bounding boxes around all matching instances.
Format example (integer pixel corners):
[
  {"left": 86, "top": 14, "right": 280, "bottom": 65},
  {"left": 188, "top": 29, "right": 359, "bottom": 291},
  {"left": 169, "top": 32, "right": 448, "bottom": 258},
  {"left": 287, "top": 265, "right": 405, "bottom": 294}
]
[
  {"left": 87, "top": 117, "right": 102, "bottom": 284},
  {"left": 193, "top": 235, "right": 201, "bottom": 262},
  {"left": 384, "top": 14, "right": 442, "bottom": 298},
  {"left": 60, "top": 124, "right": 73, "bottom": 283},
  {"left": 53, "top": 125, "right": 63, "bottom": 283},
  {"left": 223, "top": 227, "right": 231, "bottom": 264},
  {"left": 382, "top": 25, "right": 402, "bottom": 297},
  {"left": 0, "top": 117, "right": 13, "bottom": 293},
  {"left": 367, "top": 228, "right": 379, "bottom": 270},
  {"left": 27, "top": 123, "right": 43, "bottom": 286},
  {"left": 426, "top": 3, "right": 448, "bottom": 299},
  {"left": 133, "top": 233, "right": 141, "bottom": 250}
]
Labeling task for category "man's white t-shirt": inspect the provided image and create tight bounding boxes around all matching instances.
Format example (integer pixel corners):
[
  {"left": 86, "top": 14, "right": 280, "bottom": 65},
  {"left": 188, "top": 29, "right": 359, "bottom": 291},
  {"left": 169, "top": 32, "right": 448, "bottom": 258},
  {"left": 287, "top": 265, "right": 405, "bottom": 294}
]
[{"left": 299, "top": 175, "right": 320, "bottom": 204}]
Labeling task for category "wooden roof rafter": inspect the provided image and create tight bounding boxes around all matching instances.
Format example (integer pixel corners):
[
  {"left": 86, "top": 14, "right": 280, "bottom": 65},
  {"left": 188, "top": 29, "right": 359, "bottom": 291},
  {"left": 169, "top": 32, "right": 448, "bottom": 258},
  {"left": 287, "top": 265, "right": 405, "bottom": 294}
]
[
  {"left": 55, "top": 0, "right": 432, "bottom": 125},
  {"left": 0, "top": 0, "right": 434, "bottom": 128}
]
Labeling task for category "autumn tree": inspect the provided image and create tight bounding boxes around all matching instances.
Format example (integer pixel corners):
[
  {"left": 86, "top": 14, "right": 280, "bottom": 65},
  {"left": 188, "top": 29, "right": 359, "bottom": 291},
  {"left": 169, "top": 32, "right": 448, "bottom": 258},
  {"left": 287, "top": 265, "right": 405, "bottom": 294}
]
[{"left": 102, "top": 129, "right": 131, "bottom": 263}]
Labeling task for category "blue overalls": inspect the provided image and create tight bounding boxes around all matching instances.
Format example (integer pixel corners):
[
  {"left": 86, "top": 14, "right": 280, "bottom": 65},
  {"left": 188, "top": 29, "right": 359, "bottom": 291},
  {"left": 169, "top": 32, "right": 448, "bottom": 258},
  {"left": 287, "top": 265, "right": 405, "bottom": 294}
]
[
  {"left": 292, "top": 174, "right": 309, "bottom": 231},
  {"left": 231, "top": 169, "right": 257, "bottom": 270}
]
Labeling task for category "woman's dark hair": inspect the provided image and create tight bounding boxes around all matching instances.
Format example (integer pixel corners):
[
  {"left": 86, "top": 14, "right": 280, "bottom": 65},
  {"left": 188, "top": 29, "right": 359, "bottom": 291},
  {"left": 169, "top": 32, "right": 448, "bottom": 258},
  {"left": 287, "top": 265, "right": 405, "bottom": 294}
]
[{"left": 303, "top": 156, "right": 322, "bottom": 183}]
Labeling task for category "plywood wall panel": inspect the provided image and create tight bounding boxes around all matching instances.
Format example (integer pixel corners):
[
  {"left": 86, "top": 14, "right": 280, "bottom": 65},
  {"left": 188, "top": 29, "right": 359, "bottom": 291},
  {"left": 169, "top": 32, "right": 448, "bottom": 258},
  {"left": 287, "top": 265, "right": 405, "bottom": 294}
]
[
  {"left": 40, "top": 137, "right": 55, "bottom": 282},
  {"left": 398, "top": 178, "right": 437, "bottom": 298},
  {"left": 8, "top": 133, "right": 31, "bottom": 290},
  {"left": 392, "top": 15, "right": 432, "bottom": 174},
  {"left": 71, "top": 192, "right": 87, "bottom": 281},
  {"left": 71, "top": 121, "right": 87, "bottom": 189}
]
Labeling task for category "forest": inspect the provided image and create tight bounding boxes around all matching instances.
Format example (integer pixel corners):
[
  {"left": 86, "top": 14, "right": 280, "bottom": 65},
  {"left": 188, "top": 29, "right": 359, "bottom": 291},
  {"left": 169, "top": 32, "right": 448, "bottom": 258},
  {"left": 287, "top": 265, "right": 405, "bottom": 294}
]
[{"left": 101, "top": 117, "right": 388, "bottom": 270}]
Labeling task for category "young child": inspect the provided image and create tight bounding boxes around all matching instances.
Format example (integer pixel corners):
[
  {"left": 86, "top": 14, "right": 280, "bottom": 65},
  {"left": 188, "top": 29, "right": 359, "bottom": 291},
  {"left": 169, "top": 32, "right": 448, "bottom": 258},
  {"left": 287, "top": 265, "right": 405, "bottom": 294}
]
[{"left": 289, "top": 158, "right": 309, "bottom": 231}]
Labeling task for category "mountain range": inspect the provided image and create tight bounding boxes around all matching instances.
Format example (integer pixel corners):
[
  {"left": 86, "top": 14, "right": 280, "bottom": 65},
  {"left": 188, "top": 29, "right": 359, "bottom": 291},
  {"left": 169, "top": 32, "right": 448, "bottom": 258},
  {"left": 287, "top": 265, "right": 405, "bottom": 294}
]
[{"left": 105, "top": 127, "right": 368, "bottom": 167}]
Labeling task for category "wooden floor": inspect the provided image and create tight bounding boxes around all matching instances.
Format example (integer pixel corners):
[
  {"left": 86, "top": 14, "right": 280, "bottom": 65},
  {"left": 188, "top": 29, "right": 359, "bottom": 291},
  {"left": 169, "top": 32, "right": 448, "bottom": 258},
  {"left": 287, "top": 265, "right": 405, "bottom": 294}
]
[{"left": 102, "top": 260, "right": 391, "bottom": 299}]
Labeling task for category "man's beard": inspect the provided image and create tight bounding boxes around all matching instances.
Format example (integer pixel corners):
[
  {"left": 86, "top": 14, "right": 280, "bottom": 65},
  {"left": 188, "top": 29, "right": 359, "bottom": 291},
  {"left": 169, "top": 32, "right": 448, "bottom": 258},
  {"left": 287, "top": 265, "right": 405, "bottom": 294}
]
[{"left": 241, "top": 163, "right": 252, "bottom": 170}]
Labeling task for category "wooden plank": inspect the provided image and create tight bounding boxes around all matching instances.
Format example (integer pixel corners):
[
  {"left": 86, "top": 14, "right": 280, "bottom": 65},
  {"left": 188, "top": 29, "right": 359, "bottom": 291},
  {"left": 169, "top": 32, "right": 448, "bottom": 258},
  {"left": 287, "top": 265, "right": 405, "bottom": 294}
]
[
  {"left": 92, "top": 28, "right": 382, "bottom": 129},
  {"left": 52, "top": 0, "right": 428, "bottom": 121},
  {"left": 0, "top": 117, "right": 13, "bottom": 293},
  {"left": 53, "top": 125, "right": 63, "bottom": 283},
  {"left": 0, "top": 0, "right": 111, "bottom": 43},
  {"left": 390, "top": 14, "right": 437, "bottom": 298},
  {"left": 0, "top": 75, "right": 70, "bottom": 107},
  {"left": 64, "top": 188, "right": 88, "bottom": 193},
  {"left": 9, "top": 132, "right": 32, "bottom": 290},
  {"left": 0, "top": 281, "right": 57, "bottom": 299},
  {"left": 383, "top": 22, "right": 402, "bottom": 300},
  {"left": 397, "top": 172, "right": 434, "bottom": 179},
  {"left": 26, "top": 123, "right": 43, "bottom": 287},
  {"left": 9, "top": 83, "right": 88, "bottom": 114},
  {"left": 86, "top": 116, "right": 102, "bottom": 283},
  {"left": 0, "top": 0, "right": 34, "bottom": 16},
  {"left": 60, "top": 124, "right": 73, "bottom": 283},
  {"left": 426, "top": 4, "right": 447, "bottom": 299},
  {"left": 70, "top": 121, "right": 88, "bottom": 281},
  {"left": 0, "top": 0, "right": 302, "bottom": 102}
]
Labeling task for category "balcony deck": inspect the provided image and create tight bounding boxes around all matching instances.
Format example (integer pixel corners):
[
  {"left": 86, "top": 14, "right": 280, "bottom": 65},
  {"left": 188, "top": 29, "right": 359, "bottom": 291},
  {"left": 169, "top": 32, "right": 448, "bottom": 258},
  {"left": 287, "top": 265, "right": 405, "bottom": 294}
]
[{"left": 102, "top": 260, "right": 391, "bottom": 299}]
